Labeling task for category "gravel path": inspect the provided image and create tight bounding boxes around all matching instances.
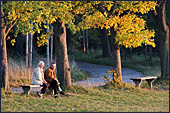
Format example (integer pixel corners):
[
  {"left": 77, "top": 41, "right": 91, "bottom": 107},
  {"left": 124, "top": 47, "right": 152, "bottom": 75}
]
[
  {"left": 10, "top": 62, "right": 144, "bottom": 93},
  {"left": 72, "top": 62, "right": 144, "bottom": 87}
]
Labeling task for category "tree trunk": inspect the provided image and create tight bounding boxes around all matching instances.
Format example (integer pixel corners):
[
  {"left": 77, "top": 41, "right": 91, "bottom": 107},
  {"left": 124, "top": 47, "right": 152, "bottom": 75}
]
[
  {"left": 85, "top": 29, "right": 88, "bottom": 54},
  {"left": 100, "top": 27, "right": 111, "bottom": 57},
  {"left": 29, "top": 22, "right": 33, "bottom": 68},
  {"left": 152, "top": 1, "right": 169, "bottom": 78},
  {"left": 16, "top": 32, "right": 24, "bottom": 57},
  {"left": 66, "top": 28, "right": 73, "bottom": 50},
  {"left": 46, "top": 22, "right": 50, "bottom": 66},
  {"left": 52, "top": 20, "right": 71, "bottom": 87},
  {"left": 145, "top": 45, "right": 152, "bottom": 61},
  {"left": 1, "top": 17, "right": 9, "bottom": 90},
  {"left": 83, "top": 29, "right": 89, "bottom": 54},
  {"left": 26, "top": 33, "right": 29, "bottom": 67},
  {"left": 110, "top": 27, "right": 122, "bottom": 82},
  {"left": 0, "top": 31, "right": 1, "bottom": 89},
  {"left": 159, "top": 2, "right": 169, "bottom": 78},
  {"left": 50, "top": 25, "right": 53, "bottom": 63}
]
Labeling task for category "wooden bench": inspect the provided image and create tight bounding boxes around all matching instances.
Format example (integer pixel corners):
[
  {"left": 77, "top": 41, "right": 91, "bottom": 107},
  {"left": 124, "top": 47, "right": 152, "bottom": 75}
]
[
  {"left": 130, "top": 76, "right": 158, "bottom": 89},
  {"left": 20, "top": 85, "right": 43, "bottom": 95}
]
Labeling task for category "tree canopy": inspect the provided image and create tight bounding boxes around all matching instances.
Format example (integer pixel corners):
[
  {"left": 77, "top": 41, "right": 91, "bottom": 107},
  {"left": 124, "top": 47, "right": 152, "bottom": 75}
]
[{"left": 2, "top": 1, "right": 157, "bottom": 48}]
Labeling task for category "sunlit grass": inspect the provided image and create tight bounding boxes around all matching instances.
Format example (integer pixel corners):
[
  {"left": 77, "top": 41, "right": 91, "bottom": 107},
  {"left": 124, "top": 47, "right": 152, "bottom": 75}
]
[{"left": 1, "top": 86, "right": 169, "bottom": 112}]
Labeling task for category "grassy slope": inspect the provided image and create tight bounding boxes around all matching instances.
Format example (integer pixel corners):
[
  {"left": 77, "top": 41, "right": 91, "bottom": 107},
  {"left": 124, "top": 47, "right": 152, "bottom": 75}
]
[
  {"left": 1, "top": 86, "right": 169, "bottom": 112},
  {"left": 2, "top": 50, "right": 168, "bottom": 112}
]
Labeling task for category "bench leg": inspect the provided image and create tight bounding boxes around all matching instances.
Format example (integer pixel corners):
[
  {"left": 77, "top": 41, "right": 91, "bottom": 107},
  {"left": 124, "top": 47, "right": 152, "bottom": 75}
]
[
  {"left": 133, "top": 80, "right": 142, "bottom": 88},
  {"left": 146, "top": 79, "right": 154, "bottom": 89},
  {"left": 22, "top": 86, "right": 32, "bottom": 95}
]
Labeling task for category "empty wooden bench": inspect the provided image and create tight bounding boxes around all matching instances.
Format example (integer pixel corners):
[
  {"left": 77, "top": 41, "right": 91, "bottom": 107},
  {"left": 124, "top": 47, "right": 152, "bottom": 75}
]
[
  {"left": 20, "top": 85, "right": 43, "bottom": 95},
  {"left": 130, "top": 76, "right": 158, "bottom": 89}
]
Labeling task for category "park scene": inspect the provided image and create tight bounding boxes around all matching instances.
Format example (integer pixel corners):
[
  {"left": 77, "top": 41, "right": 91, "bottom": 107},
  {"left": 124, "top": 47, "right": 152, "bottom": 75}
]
[{"left": 1, "top": 1, "right": 169, "bottom": 112}]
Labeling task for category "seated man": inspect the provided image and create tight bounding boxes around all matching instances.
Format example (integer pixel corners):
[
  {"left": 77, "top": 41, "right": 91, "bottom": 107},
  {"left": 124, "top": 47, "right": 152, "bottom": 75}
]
[
  {"left": 32, "top": 61, "right": 49, "bottom": 98},
  {"left": 44, "top": 62, "right": 65, "bottom": 98}
]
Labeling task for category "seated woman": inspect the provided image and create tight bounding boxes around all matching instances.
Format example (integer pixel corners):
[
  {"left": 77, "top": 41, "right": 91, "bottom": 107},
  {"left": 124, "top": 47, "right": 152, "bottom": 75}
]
[{"left": 32, "top": 61, "right": 49, "bottom": 98}]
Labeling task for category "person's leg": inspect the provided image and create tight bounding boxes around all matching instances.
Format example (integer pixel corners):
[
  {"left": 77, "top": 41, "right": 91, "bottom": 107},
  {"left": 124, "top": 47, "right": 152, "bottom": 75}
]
[
  {"left": 54, "top": 79, "right": 65, "bottom": 95},
  {"left": 51, "top": 79, "right": 58, "bottom": 97},
  {"left": 37, "top": 83, "right": 47, "bottom": 98},
  {"left": 41, "top": 83, "right": 47, "bottom": 94}
]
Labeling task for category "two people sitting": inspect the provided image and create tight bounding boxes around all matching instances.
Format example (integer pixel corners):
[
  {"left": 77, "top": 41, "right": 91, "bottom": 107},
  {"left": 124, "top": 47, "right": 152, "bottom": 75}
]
[{"left": 32, "top": 61, "right": 65, "bottom": 98}]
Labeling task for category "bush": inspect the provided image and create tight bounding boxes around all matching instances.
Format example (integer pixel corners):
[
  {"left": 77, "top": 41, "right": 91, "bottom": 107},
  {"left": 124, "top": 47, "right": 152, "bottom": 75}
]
[
  {"left": 103, "top": 69, "right": 130, "bottom": 89},
  {"left": 70, "top": 60, "right": 91, "bottom": 82}
]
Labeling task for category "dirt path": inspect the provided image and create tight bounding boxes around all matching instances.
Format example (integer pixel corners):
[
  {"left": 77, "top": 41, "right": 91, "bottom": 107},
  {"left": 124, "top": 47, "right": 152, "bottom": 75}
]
[
  {"left": 10, "top": 62, "right": 144, "bottom": 93},
  {"left": 72, "top": 62, "right": 144, "bottom": 87}
]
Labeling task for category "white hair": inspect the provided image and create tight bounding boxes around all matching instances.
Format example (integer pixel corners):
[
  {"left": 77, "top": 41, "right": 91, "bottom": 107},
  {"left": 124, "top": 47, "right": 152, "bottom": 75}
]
[{"left": 38, "top": 61, "right": 44, "bottom": 67}]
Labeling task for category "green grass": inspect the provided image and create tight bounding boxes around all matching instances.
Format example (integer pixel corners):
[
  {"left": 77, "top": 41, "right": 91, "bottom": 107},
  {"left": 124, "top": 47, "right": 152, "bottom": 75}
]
[
  {"left": 121, "top": 54, "right": 161, "bottom": 77},
  {"left": 1, "top": 86, "right": 169, "bottom": 112}
]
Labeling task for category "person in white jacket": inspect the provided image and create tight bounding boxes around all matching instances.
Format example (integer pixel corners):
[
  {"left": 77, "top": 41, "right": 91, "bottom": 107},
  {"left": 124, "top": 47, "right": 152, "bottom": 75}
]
[{"left": 32, "top": 61, "right": 49, "bottom": 98}]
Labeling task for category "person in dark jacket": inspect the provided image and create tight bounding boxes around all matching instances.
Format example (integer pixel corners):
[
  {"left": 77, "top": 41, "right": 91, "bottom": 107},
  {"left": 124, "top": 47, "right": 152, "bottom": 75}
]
[{"left": 44, "top": 62, "right": 65, "bottom": 98}]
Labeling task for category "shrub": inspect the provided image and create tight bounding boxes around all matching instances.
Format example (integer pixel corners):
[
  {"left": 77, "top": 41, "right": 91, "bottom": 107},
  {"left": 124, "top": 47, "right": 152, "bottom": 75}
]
[{"left": 103, "top": 69, "right": 129, "bottom": 89}]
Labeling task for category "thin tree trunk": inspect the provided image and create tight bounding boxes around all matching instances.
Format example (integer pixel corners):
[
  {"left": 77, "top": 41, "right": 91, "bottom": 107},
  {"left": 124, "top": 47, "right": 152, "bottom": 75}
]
[
  {"left": 46, "top": 22, "right": 50, "bottom": 66},
  {"left": 110, "top": 26, "right": 122, "bottom": 82},
  {"left": 145, "top": 45, "right": 152, "bottom": 61},
  {"left": 83, "top": 30, "right": 89, "bottom": 54},
  {"left": 50, "top": 25, "right": 53, "bottom": 63},
  {"left": 148, "top": 46, "right": 152, "bottom": 61},
  {"left": 16, "top": 32, "right": 24, "bottom": 57},
  {"left": 85, "top": 29, "right": 88, "bottom": 54},
  {"left": 83, "top": 30, "right": 86, "bottom": 53},
  {"left": 29, "top": 22, "right": 33, "bottom": 68},
  {"left": 100, "top": 28, "right": 111, "bottom": 57},
  {"left": 0, "top": 27, "right": 1, "bottom": 88},
  {"left": 53, "top": 20, "right": 71, "bottom": 87},
  {"left": 26, "top": 33, "right": 29, "bottom": 67},
  {"left": 1, "top": 19, "right": 9, "bottom": 90}
]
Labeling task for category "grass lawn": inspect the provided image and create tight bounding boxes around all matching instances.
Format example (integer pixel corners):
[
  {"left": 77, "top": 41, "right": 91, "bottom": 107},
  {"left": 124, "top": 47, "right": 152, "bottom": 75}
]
[
  {"left": 1, "top": 86, "right": 169, "bottom": 112},
  {"left": 2, "top": 50, "right": 168, "bottom": 112}
]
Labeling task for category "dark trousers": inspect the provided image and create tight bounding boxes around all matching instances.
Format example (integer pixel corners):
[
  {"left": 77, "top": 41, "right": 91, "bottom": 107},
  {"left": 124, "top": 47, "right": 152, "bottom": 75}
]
[
  {"left": 50, "top": 79, "right": 60, "bottom": 95},
  {"left": 41, "top": 83, "right": 48, "bottom": 94}
]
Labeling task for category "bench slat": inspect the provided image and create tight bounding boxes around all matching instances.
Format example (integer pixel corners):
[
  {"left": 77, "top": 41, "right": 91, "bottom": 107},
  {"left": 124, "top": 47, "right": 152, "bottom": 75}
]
[
  {"left": 131, "top": 76, "right": 157, "bottom": 80},
  {"left": 20, "top": 85, "right": 43, "bottom": 87}
]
